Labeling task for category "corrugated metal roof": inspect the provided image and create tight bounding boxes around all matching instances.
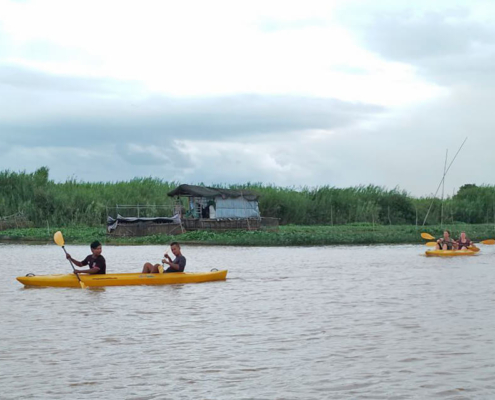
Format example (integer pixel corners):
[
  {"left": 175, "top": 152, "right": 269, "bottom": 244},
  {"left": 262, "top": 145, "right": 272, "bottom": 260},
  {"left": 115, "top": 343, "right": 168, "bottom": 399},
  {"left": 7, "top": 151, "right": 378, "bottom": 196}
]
[{"left": 167, "top": 184, "right": 259, "bottom": 200}]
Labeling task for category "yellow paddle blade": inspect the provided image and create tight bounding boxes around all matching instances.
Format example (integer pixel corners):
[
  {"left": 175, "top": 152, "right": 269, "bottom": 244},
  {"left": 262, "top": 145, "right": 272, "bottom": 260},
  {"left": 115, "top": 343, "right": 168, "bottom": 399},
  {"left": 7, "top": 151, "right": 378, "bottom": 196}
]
[
  {"left": 53, "top": 231, "right": 65, "bottom": 247},
  {"left": 425, "top": 241, "right": 437, "bottom": 247},
  {"left": 421, "top": 233, "right": 435, "bottom": 240},
  {"left": 481, "top": 239, "right": 495, "bottom": 245},
  {"left": 80, "top": 281, "right": 87, "bottom": 289},
  {"left": 468, "top": 246, "right": 480, "bottom": 252}
]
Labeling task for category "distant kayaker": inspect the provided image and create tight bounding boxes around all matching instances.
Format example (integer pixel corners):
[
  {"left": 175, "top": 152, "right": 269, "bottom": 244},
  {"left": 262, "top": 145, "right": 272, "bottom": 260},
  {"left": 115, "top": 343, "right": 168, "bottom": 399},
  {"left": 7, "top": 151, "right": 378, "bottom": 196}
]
[
  {"left": 142, "top": 242, "right": 186, "bottom": 273},
  {"left": 436, "top": 230, "right": 455, "bottom": 250},
  {"left": 66, "top": 241, "right": 106, "bottom": 274},
  {"left": 456, "top": 231, "right": 473, "bottom": 250}
]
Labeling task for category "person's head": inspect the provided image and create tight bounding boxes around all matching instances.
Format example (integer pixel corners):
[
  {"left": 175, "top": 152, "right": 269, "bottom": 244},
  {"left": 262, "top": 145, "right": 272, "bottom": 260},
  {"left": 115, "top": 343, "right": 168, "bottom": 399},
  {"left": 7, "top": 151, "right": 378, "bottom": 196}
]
[
  {"left": 460, "top": 231, "right": 466, "bottom": 240},
  {"left": 90, "top": 240, "right": 102, "bottom": 256},
  {"left": 170, "top": 242, "right": 181, "bottom": 256},
  {"left": 443, "top": 230, "right": 450, "bottom": 239}
]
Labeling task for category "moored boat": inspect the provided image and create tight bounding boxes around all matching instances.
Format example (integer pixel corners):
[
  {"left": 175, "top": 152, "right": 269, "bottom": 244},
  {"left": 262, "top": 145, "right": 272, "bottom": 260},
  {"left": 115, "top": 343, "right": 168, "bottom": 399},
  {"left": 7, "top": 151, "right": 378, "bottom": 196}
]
[{"left": 17, "top": 270, "right": 228, "bottom": 288}]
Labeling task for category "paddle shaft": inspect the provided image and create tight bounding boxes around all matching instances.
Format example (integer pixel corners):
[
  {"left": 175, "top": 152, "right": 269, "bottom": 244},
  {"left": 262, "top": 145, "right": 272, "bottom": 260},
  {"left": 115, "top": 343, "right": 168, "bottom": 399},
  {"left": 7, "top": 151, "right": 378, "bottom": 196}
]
[
  {"left": 62, "top": 246, "right": 84, "bottom": 285},
  {"left": 161, "top": 247, "right": 172, "bottom": 266}
]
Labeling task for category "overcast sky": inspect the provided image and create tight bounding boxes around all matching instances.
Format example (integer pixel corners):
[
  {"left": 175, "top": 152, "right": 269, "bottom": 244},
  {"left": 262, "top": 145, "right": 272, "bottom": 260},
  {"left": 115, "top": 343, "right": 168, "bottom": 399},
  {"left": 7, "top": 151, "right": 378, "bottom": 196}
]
[{"left": 1, "top": 0, "right": 494, "bottom": 196}]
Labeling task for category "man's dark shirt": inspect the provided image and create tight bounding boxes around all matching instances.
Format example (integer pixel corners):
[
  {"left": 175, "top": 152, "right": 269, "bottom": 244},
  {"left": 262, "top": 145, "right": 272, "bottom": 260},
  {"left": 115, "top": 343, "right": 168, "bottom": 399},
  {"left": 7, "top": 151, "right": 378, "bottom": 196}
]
[
  {"left": 82, "top": 255, "right": 106, "bottom": 274},
  {"left": 165, "top": 255, "right": 186, "bottom": 273}
]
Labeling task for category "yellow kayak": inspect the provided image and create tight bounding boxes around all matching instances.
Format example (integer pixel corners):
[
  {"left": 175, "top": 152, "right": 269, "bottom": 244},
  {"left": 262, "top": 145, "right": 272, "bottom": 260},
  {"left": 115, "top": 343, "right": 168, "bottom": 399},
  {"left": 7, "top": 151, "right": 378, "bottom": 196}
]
[
  {"left": 425, "top": 249, "right": 477, "bottom": 257},
  {"left": 17, "top": 270, "right": 228, "bottom": 288}
]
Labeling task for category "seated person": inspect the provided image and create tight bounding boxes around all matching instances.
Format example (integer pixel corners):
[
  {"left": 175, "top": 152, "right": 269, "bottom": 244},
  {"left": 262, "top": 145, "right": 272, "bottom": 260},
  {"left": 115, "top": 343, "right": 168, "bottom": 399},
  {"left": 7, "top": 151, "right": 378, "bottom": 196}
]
[
  {"left": 456, "top": 231, "right": 473, "bottom": 250},
  {"left": 142, "top": 242, "right": 186, "bottom": 273},
  {"left": 436, "top": 230, "right": 455, "bottom": 250},
  {"left": 66, "top": 240, "right": 106, "bottom": 274}
]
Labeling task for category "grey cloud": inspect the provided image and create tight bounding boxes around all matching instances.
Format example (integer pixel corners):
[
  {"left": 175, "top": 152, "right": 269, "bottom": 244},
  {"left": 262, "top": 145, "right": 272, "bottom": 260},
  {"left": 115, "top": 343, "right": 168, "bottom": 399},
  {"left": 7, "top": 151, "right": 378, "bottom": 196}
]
[
  {"left": 0, "top": 65, "right": 386, "bottom": 186},
  {"left": 119, "top": 142, "right": 194, "bottom": 169},
  {"left": 337, "top": 4, "right": 495, "bottom": 87},
  {"left": 315, "top": 90, "right": 495, "bottom": 195},
  {"left": 0, "top": 66, "right": 383, "bottom": 149},
  {"left": 357, "top": 11, "right": 493, "bottom": 61},
  {"left": 0, "top": 65, "right": 144, "bottom": 94}
]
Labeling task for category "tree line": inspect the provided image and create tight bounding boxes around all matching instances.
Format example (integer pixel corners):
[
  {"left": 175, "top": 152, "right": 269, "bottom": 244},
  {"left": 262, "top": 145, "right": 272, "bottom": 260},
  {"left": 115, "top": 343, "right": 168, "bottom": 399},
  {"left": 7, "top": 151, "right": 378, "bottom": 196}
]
[{"left": 1, "top": 167, "right": 494, "bottom": 227}]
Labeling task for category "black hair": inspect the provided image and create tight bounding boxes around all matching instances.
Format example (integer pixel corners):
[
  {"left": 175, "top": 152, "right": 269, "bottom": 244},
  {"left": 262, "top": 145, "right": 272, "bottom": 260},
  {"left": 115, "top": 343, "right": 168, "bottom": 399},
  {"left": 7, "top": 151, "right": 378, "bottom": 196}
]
[
  {"left": 90, "top": 240, "right": 102, "bottom": 249},
  {"left": 170, "top": 241, "right": 180, "bottom": 247}
]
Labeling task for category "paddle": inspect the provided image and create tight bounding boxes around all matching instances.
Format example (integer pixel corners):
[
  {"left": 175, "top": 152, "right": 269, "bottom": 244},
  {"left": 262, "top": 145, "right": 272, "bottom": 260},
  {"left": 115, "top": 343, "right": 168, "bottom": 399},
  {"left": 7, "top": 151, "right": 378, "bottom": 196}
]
[
  {"left": 421, "top": 233, "right": 435, "bottom": 240},
  {"left": 158, "top": 246, "right": 172, "bottom": 274},
  {"left": 425, "top": 238, "right": 494, "bottom": 246},
  {"left": 53, "top": 231, "right": 86, "bottom": 289}
]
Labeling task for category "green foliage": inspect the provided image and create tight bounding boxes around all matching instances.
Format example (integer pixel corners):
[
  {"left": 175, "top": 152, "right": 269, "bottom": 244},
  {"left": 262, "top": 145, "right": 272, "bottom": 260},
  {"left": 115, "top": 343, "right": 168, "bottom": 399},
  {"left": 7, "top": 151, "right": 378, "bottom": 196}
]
[
  {"left": 1, "top": 168, "right": 495, "bottom": 228},
  {"left": 0, "top": 168, "right": 179, "bottom": 227},
  {"left": 2, "top": 224, "right": 494, "bottom": 246}
]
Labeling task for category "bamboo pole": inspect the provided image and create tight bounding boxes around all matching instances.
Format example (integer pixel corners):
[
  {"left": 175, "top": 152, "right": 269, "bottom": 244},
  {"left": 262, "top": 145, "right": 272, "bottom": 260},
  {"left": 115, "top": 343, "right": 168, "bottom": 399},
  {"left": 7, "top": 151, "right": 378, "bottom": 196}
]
[
  {"left": 422, "top": 137, "right": 468, "bottom": 226},
  {"left": 440, "top": 149, "right": 448, "bottom": 228}
]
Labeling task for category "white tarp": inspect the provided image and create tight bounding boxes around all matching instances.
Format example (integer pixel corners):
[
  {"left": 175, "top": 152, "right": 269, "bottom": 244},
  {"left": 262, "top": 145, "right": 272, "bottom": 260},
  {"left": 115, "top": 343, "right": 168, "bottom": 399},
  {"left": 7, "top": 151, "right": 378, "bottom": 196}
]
[{"left": 214, "top": 197, "right": 260, "bottom": 218}]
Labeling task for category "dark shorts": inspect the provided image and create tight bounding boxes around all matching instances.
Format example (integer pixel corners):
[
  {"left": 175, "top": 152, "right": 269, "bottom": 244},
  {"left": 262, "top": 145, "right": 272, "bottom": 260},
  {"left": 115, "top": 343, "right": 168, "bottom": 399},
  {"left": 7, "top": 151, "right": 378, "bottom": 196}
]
[{"left": 440, "top": 241, "right": 453, "bottom": 250}]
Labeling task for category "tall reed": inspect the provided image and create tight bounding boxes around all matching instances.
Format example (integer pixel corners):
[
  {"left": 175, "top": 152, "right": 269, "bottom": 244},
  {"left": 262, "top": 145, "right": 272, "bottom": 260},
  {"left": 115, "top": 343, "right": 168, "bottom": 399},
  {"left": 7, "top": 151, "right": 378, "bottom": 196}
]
[{"left": 1, "top": 168, "right": 494, "bottom": 227}]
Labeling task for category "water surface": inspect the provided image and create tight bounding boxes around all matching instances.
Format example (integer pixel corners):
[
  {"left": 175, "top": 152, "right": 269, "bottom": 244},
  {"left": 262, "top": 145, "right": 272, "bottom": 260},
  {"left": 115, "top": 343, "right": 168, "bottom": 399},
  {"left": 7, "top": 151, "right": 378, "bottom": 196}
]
[{"left": 1, "top": 243, "right": 494, "bottom": 399}]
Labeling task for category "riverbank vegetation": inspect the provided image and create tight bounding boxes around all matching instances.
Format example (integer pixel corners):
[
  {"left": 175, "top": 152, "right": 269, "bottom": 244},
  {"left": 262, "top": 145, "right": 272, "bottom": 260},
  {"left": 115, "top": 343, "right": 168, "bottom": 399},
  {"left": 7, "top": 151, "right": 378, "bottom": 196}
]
[
  {"left": 1, "top": 168, "right": 495, "bottom": 229},
  {"left": 1, "top": 224, "right": 494, "bottom": 247}
]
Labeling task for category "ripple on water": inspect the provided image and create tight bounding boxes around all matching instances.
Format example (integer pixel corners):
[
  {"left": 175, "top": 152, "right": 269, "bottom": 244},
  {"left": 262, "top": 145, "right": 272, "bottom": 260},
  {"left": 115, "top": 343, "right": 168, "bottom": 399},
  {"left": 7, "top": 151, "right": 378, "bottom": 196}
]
[{"left": 1, "top": 244, "right": 495, "bottom": 399}]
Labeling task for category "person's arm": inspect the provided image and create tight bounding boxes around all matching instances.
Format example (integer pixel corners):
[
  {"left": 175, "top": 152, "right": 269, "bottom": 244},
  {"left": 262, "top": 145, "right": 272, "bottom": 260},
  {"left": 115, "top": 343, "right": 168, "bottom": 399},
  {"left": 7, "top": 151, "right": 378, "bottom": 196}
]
[
  {"left": 66, "top": 253, "right": 84, "bottom": 267},
  {"left": 163, "top": 259, "right": 180, "bottom": 270},
  {"left": 68, "top": 255, "right": 101, "bottom": 274},
  {"left": 163, "top": 256, "right": 185, "bottom": 271},
  {"left": 163, "top": 253, "right": 180, "bottom": 269}
]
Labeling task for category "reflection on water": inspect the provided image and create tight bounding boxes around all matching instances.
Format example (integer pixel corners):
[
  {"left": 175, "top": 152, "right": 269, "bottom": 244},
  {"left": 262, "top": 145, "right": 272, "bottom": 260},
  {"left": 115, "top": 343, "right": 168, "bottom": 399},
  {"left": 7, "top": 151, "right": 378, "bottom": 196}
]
[{"left": 1, "top": 243, "right": 495, "bottom": 399}]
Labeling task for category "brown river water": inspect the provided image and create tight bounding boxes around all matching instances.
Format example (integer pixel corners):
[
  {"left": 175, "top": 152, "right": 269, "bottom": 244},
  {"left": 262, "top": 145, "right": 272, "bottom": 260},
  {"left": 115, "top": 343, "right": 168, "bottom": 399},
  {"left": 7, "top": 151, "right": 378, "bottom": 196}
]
[{"left": 1, "top": 243, "right": 494, "bottom": 399}]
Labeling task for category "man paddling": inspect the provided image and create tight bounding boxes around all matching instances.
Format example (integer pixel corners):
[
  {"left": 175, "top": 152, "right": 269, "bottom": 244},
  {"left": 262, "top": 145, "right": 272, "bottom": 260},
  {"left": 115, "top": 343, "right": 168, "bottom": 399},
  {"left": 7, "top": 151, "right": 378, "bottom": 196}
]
[
  {"left": 142, "top": 242, "right": 186, "bottom": 273},
  {"left": 66, "top": 240, "right": 106, "bottom": 275}
]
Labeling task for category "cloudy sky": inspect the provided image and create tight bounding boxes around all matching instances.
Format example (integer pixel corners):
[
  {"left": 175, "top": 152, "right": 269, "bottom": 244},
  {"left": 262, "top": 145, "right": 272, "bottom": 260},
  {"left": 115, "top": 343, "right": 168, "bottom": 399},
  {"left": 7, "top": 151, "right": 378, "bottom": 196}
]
[{"left": 1, "top": 0, "right": 494, "bottom": 196}]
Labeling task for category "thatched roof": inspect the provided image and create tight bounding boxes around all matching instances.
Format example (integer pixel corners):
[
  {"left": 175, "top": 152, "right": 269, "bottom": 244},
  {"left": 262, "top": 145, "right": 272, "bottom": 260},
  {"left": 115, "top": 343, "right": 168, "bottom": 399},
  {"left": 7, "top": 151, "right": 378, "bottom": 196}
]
[{"left": 167, "top": 184, "right": 259, "bottom": 201}]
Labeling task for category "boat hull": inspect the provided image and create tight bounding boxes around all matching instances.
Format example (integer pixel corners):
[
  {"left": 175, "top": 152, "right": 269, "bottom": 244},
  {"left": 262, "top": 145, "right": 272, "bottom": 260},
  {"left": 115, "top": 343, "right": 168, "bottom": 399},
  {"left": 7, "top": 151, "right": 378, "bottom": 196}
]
[
  {"left": 17, "top": 270, "right": 228, "bottom": 288},
  {"left": 425, "top": 249, "right": 476, "bottom": 257}
]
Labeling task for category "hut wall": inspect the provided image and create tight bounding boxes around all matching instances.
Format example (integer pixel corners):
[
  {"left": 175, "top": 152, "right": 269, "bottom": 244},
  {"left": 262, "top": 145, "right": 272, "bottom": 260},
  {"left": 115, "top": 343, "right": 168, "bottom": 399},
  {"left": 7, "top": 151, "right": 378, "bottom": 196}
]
[{"left": 214, "top": 197, "right": 260, "bottom": 218}]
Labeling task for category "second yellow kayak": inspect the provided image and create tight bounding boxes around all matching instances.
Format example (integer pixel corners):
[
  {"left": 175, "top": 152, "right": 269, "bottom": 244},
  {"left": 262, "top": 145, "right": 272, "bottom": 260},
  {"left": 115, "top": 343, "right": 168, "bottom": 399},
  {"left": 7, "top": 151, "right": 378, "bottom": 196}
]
[{"left": 425, "top": 249, "right": 477, "bottom": 257}]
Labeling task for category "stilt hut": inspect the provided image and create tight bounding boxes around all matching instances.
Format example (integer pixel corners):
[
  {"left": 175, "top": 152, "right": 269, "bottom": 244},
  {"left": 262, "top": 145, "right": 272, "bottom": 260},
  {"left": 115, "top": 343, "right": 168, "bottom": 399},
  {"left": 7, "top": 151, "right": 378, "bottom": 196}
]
[{"left": 168, "top": 184, "right": 276, "bottom": 231}]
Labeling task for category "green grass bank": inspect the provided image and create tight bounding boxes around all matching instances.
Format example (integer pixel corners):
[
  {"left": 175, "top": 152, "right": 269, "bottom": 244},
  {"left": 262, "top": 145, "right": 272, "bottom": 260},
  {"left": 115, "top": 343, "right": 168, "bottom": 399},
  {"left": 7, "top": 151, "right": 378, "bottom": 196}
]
[{"left": 1, "top": 224, "right": 494, "bottom": 247}]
